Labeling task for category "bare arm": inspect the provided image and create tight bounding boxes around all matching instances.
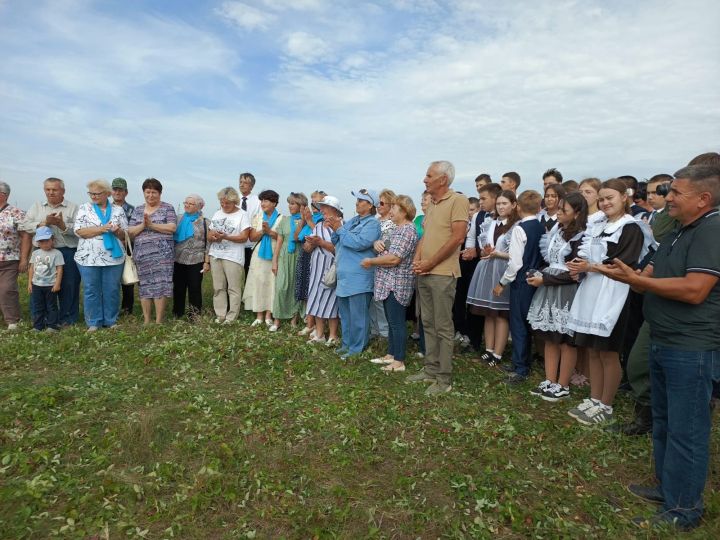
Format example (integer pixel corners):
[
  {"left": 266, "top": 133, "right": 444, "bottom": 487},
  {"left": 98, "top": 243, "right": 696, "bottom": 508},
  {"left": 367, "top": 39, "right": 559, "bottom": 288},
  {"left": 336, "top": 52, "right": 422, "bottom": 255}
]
[
  {"left": 52, "top": 266, "right": 63, "bottom": 293},
  {"left": 19, "top": 232, "right": 30, "bottom": 272}
]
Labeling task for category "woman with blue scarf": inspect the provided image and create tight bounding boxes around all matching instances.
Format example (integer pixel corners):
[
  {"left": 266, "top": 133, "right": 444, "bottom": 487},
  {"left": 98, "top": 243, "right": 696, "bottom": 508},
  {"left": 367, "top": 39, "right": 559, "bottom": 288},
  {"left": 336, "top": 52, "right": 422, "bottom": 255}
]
[
  {"left": 73, "top": 179, "right": 128, "bottom": 331},
  {"left": 243, "top": 190, "right": 281, "bottom": 328},
  {"left": 173, "top": 194, "right": 211, "bottom": 320},
  {"left": 271, "top": 192, "right": 307, "bottom": 330}
]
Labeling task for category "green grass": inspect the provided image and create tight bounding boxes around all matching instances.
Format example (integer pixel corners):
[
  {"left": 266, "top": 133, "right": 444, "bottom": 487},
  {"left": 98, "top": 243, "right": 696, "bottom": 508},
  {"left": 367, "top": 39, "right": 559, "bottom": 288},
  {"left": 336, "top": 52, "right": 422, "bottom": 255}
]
[{"left": 1, "top": 276, "right": 719, "bottom": 539}]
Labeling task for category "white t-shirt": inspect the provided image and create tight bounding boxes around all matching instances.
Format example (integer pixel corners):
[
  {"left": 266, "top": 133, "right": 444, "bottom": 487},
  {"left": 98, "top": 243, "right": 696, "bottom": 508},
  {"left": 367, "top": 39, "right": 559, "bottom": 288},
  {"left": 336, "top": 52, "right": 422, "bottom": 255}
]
[{"left": 208, "top": 208, "right": 251, "bottom": 265}]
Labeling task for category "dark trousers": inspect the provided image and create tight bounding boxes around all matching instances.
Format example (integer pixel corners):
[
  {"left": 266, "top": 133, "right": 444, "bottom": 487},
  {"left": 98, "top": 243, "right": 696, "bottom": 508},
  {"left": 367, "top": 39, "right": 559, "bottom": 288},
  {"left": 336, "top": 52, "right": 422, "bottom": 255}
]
[
  {"left": 509, "top": 282, "right": 536, "bottom": 376},
  {"left": 383, "top": 292, "right": 408, "bottom": 361},
  {"left": 244, "top": 247, "right": 253, "bottom": 275},
  {"left": 173, "top": 262, "right": 204, "bottom": 318},
  {"left": 121, "top": 284, "right": 134, "bottom": 314},
  {"left": 31, "top": 285, "right": 59, "bottom": 330},
  {"left": 57, "top": 246, "right": 80, "bottom": 325},
  {"left": 452, "top": 257, "right": 477, "bottom": 336}
]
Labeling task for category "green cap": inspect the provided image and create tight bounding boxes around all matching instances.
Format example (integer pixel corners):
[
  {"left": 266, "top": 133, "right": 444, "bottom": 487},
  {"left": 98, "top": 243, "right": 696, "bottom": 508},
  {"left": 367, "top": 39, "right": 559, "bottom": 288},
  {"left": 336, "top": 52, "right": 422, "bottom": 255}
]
[{"left": 112, "top": 177, "right": 128, "bottom": 190}]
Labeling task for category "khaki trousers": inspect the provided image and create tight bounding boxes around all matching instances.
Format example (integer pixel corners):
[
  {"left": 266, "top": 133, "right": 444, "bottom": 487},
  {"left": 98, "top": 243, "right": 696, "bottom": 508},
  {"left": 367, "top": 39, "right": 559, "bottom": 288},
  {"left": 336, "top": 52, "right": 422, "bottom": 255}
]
[
  {"left": 418, "top": 274, "right": 457, "bottom": 385},
  {"left": 210, "top": 257, "right": 245, "bottom": 321}
]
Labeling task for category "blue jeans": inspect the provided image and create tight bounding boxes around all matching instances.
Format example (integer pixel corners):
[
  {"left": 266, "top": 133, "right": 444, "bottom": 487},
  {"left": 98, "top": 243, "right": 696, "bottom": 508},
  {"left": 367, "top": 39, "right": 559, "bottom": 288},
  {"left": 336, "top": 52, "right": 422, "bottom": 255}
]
[
  {"left": 383, "top": 292, "right": 408, "bottom": 362},
  {"left": 30, "top": 285, "right": 59, "bottom": 330},
  {"left": 650, "top": 343, "right": 716, "bottom": 528},
  {"left": 337, "top": 292, "right": 372, "bottom": 355},
  {"left": 58, "top": 247, "right": 81, "bottom": 325},
  {"left": 78, "top": 264, "right": 124, "bottom": 328}
]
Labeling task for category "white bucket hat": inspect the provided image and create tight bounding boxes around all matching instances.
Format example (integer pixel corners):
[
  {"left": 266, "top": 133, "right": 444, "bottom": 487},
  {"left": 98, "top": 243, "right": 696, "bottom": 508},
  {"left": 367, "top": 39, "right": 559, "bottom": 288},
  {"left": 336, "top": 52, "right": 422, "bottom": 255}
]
[{"left": 313, "top": 195, "right": 344, "bottom": 217}]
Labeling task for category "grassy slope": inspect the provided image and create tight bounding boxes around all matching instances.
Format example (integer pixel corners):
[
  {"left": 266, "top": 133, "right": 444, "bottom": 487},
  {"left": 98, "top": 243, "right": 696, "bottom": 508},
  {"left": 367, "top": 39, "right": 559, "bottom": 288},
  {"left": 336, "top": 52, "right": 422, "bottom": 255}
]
[{"left": 1, "top": 278, "right": 718, "bottom": 539}]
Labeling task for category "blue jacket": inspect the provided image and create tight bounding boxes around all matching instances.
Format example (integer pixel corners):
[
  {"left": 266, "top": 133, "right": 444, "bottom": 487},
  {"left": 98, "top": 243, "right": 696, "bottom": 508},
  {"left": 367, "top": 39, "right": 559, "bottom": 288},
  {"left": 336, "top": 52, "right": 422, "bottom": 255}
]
[{"left": 332, "top": 215, "right": 381, "bottom": 297}]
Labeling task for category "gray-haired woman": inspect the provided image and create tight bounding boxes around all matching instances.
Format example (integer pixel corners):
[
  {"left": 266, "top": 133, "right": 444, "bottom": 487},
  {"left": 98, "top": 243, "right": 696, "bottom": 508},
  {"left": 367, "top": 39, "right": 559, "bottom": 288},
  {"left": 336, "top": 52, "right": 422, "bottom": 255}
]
[
  {"left": 207, "top": 187, "right": 252, "bottom": 324},
  {"left": 173, "top": 194, "right": 210, "bottom": 319}
]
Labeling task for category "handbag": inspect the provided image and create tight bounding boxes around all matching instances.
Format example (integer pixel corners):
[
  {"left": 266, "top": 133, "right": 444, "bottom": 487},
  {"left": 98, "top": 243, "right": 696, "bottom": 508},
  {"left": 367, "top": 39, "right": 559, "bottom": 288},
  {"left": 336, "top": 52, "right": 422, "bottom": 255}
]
[
  {"left": 121, "top": 230, "right": 139, "bottom": 285},
  {"left": 321, "top": 261, "right": 337, "bottom": 288}
]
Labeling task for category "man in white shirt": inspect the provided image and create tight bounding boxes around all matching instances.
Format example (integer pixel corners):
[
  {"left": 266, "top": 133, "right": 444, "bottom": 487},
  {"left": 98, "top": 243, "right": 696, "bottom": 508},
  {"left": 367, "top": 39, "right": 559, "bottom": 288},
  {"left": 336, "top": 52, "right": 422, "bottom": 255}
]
[
  {"left": 21, "top": 177, "right": 81, "bottom": 325},
  {"left": 238, "top": 172, "right": 261, "bottom": 274}
]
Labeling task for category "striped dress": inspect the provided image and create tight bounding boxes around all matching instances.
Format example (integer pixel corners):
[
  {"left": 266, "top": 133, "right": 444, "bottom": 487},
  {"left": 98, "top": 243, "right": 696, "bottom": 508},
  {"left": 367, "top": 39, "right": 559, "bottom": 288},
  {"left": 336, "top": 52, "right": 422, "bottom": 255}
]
[{"left": 305, "top": 222, "right": 338, "bottom": 319}]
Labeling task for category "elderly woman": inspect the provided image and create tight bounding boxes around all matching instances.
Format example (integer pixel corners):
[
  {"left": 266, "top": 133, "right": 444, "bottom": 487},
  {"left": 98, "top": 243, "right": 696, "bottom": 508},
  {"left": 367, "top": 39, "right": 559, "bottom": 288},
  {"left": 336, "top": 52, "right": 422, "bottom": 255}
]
[
  {"left": 362, "top": 195, "right": 419, "bottom": 372},
  {"left": 326, "top": 189, "right": 381, "bottom": 360},
  {"left": 295, "top": 190, "right": 325, "bottom": 336},
  {"left": 73, "top": 179, "right": 128, "bottom": 330},
  {"left": 173, "top": 194, "right": 211, "bottom": 320},
  {"left": 207, "top": 187, "right": 251, "bottom": 324},
  {"left": 0, "top": 181, "right": 30, "bottom": 330},
  {"left": 304, "top": 195, "right": 342, "bottom": 345},
  {"left": 369, "top": 189, "right": 397, "bottom": 340},
  {"left": 243, "top": 190, "right": 282, "bottom": 329},
  {"left": 272, "top": 192, "right": 307, "bottom": 329},
  {"left": 127, "top": 178, "right": 177, "bottom": 324}
]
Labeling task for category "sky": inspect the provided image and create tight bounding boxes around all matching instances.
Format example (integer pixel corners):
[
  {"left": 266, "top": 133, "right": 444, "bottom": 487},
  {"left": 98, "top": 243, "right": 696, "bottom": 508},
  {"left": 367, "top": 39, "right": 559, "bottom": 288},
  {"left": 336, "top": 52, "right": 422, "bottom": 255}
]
[{"left": 1, "top": 0, "right": 719, "bottom": 215}]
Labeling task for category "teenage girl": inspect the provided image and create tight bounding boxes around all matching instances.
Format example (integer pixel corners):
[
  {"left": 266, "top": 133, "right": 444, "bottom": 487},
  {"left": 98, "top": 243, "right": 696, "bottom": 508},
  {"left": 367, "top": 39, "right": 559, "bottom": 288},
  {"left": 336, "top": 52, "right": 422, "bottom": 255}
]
[
  {"left": 566, "top": 179, "right": 645, "bottom": 425},
  {"left": 526, "top": 192, "right": 588, "bottom": 401},
  {"left": 466, "top": 190, "right": 520, "bottom": 365}
]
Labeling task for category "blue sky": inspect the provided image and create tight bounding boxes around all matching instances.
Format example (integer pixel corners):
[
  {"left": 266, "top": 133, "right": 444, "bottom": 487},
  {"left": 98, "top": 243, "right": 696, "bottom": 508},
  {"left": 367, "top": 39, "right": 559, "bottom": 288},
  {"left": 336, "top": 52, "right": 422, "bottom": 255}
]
[{"left": 1, "top": 0, "right": 719, "bottom": 214}]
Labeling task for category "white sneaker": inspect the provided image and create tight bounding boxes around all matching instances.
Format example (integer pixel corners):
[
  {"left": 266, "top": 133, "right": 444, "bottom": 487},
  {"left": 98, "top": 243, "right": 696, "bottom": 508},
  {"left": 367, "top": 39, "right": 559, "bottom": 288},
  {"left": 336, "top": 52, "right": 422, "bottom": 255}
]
[
  {"left": 370, "top": 357, "right": 394, "bottom": 364},
  {"left": 454, "top": 331, "right": 462, "bottom": 341},
  {"left": 575, "top": 404, "right": 614, "bottom": 425},
  {"left": 298, "top": 327, "right": 314, "bottom": 336},
  {"left": 222, "top": 319, "right": 233, "bottom": 325},
  {"left": 567, "top": 398, "right": 597, "bottom": 419},
  {"left": 307, "top": 336, "right": 326, "bottom": 344},
  {"left": 325, "top": 337, "right": 338, "bottom": 347},
  {"left": 415, "top": 352, "right": 425, "bottom": 359},
  {"left": 268, "top": 324, "right": 279, "bottom": 332},
  {"left": 7, "top": 323, "right": 18, "bottom": 331},
  {"left": 250, "top": 319, "right": 263, "bottom": 327}
]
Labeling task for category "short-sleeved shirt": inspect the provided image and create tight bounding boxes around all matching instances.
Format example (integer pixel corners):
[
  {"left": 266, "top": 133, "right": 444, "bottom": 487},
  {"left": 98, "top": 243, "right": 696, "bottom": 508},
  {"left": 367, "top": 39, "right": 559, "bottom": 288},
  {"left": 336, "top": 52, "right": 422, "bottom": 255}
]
[
  {"left": 0, "top": 205, "right": 26, "bottom": 261},
  {"left": 420, "top": 190, "right": 470, "bottom": 277},
  {"left": 643, "top": 209, "right": 720, "bottom": 350},
  {"left": 208, "top": 209, "right": 251, "bottom": 265},
  {"left": 21, "top": 200, "right": 79, "bottom": 248},
  {"left": 30, "top": 248, "right": 65, "bottom": 286},
  {"left": 374, "top": 223, "right": 419, "bottom": 306}
]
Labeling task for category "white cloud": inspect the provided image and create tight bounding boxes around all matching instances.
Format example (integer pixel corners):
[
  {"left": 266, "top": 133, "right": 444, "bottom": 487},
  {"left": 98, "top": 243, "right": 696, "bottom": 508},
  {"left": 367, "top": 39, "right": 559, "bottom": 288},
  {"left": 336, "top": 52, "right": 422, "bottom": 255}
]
[
  {"left": 216, "top": 1, "right": 275, "bottom": 30},
  {"left": 284, "top": 32, "right": 332, "bottom": 64}
]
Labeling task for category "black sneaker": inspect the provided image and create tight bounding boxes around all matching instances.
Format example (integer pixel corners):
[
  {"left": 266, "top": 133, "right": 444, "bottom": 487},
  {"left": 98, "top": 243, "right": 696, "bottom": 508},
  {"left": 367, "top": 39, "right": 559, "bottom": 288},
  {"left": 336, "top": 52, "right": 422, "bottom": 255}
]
[
  {"left": 628, "top": 484, "right": 664, "bottom": 504},
  {"left": 504, "top": 372, "right": 527, "bottom": 385},
  {"left": 541, "top": 383, "right": 571, "bottom": 402},
  {"left": 529, "top": 379, "right": 551, "bottom": 396}
]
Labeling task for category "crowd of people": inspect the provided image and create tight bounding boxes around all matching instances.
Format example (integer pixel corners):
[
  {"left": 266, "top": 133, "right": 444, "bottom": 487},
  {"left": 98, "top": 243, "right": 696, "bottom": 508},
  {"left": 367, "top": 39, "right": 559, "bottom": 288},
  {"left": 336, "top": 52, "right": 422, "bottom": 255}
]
[{"left": 0, "top": 154, "right": 718, "bottom": 530}]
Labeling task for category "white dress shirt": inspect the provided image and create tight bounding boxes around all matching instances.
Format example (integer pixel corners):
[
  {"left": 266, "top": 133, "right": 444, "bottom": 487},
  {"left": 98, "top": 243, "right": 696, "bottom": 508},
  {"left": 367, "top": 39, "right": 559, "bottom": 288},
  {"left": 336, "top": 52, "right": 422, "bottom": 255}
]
[
  {"left": 499, "top": 215, "right": 537, "bottom": 286},
  {"left": 240, "top": 193, "right": 261, "bottom": 248}
]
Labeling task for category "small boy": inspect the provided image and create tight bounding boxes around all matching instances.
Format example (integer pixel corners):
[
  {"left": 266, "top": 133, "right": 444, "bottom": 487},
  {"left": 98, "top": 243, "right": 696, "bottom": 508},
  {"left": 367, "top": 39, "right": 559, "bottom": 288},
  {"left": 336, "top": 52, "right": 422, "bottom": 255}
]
[
  {"left": 28, "top": 226, "right": 64, "bottom": 332},
  {"left": 492, "top": 190, "right": 544, "bottom": 383}
]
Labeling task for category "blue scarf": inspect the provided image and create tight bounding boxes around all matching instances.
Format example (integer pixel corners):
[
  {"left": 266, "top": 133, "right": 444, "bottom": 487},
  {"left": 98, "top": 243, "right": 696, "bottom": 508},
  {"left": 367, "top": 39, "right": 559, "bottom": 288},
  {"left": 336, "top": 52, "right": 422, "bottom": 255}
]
[
  {"left": 258, "top": 209, "right": 279, "bottom": 260},
  {"left": 299, "top": 211, "right": 323, "bottom": 242},
  {"left": 287, "top": 213, "right": 302, "bottom": 254},
  {"left": 174, "top": 212, "right": 199, "bottom": 243},
  {"left": 93, "top": 203, "right": 123, "bottom": 258}
]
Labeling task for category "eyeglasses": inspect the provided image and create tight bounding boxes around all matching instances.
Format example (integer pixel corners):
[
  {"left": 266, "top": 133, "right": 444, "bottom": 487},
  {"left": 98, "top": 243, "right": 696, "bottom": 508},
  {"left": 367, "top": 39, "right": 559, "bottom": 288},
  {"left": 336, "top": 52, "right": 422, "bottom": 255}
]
[
  {"left": 87, "top": 192, "right": 105, "bottom": 197},
  {"left": 184, "top": 201, "right": 198, "bottom": 205}
]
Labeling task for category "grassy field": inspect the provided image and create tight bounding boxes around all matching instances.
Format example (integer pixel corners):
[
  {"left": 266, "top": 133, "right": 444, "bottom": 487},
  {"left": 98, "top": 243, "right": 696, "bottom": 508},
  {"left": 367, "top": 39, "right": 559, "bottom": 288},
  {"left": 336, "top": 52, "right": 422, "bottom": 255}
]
[{"left": 1, "top": 277, "right": 719, "bottom": 539}]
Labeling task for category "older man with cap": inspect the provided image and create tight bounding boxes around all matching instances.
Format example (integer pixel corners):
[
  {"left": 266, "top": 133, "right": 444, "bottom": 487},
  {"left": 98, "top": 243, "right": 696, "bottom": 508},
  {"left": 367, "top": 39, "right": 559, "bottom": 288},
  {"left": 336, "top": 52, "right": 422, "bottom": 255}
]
[
  {"left": 21, "top": 177, "right": 80, "bottom": 326},
  {"left": 325, "top": 189, "right": 381, "bottom": 360},
  {"left": 111, "top": 177, "right": 135, "bottom": 315},
  {"left": 406, "top": 161, "right": 469, "bottom": 396}
]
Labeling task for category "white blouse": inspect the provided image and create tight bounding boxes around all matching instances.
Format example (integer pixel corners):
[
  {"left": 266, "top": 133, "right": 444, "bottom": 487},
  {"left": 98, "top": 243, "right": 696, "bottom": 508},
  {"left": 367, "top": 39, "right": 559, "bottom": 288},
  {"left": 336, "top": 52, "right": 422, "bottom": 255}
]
[{"left": 73, "top": 203, "right": 127, "bottom": 266}]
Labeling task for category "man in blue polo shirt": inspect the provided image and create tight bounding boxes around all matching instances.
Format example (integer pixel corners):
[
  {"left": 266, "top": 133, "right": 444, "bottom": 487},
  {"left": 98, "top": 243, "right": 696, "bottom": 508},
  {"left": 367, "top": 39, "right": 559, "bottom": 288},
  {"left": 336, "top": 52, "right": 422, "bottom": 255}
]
[{"left": 598, "top": 164, "right": 720, "bottom": 530}]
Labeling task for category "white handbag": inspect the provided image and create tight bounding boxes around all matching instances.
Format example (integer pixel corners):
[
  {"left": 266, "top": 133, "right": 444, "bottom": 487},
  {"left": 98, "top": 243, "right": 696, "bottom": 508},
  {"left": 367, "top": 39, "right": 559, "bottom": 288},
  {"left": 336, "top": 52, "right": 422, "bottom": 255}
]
[{"left": 121, "top": 231, "right": 139, "bottom": 285}]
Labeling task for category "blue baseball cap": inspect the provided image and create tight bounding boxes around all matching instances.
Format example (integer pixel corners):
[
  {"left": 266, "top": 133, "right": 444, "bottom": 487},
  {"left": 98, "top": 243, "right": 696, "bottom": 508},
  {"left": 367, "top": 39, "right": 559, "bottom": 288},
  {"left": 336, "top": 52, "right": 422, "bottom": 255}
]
[
  {"left": 351, "top": 189, "right": 379, "bottom": 207},
  {"left": 35, "top": 226, "right": 54, "bottom": 241}
]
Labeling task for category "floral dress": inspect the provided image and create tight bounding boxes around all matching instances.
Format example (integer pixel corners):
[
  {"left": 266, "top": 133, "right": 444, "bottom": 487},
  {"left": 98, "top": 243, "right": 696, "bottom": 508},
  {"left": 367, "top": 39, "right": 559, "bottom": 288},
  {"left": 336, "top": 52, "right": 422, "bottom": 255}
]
[{"left": 129, "top": 202, "right": 177, "bottom": 298}]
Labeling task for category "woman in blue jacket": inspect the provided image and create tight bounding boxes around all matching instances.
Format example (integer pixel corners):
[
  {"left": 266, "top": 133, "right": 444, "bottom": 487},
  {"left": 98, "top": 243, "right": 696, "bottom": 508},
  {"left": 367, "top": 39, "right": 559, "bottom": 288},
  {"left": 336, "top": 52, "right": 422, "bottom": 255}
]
[{"left": 326, "top": 189, "right": 381, "bottom": 359}]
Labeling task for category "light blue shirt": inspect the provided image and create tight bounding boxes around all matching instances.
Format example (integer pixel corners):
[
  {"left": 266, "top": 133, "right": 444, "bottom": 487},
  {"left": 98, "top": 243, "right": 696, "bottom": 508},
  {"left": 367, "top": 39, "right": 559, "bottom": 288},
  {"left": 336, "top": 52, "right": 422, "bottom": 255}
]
[{"left": 332, "top": 214, "right": 381, "bottom": 297}]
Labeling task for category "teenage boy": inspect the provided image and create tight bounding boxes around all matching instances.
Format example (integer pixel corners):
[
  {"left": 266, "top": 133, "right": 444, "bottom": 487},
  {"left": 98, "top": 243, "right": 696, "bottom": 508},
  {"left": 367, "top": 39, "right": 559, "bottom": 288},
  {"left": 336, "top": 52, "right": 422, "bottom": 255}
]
[
  {"left": 27, "top": 226, "right": 64, "bottom": 332},
  {"left": 493, "top": 190, "right": 544, "bottom": 384}
]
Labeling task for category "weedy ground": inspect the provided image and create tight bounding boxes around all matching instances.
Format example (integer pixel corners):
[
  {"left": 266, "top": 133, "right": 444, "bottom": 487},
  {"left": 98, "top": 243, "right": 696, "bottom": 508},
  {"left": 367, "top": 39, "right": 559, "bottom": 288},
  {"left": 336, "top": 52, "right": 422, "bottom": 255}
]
[{"left": 1, "top": 278, "right": 718, "bottom": 539}]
